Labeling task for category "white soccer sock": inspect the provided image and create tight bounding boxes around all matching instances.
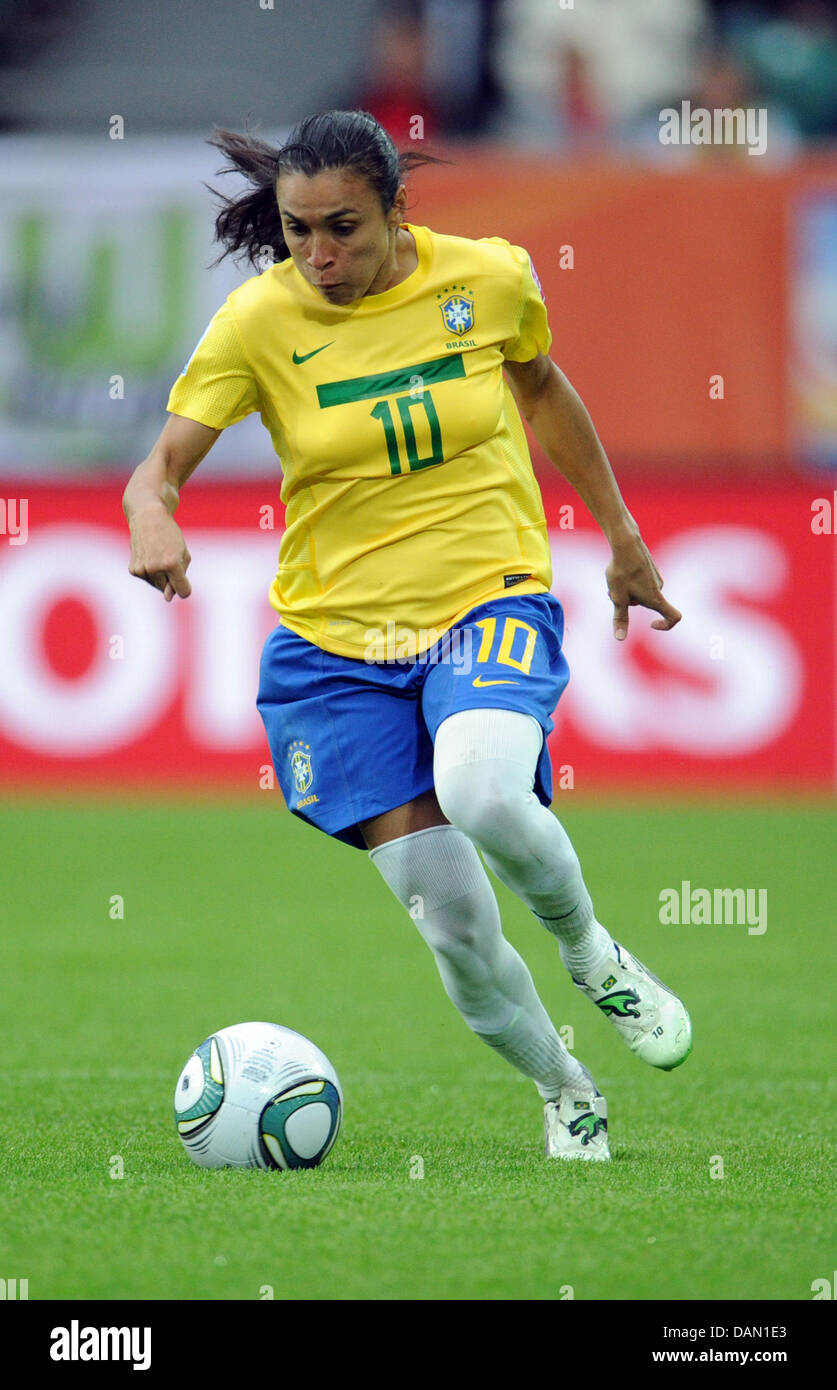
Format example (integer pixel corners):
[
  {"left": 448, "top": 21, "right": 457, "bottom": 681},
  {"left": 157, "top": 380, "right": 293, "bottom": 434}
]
[
  {"left": 434, "top": 709, "right": 615, "bottom": 977},
  {"left": 369, "top": 824, "right": 584, "bottom": 1099}
]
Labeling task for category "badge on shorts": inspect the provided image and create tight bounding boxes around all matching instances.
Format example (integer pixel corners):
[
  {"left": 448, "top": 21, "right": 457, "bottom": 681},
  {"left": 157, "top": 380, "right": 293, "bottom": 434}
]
[{"left": 289, "top": 740, "right": 313, "bottom": 794}]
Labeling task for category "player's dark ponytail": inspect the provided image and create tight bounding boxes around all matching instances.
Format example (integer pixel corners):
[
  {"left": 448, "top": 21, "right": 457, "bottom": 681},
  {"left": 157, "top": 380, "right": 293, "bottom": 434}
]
[{"left": 206, "top": 109, "right": 448, "bottom": 273}]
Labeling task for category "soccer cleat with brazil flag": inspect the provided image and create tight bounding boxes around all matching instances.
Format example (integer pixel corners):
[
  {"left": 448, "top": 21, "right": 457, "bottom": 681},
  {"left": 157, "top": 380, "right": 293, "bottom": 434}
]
[
  {"left": 572, "top": 941, "right": 692, "bottom": 1070},
  {"left": 544, "top": 1069, "right": 610, "bottom": 1161}
]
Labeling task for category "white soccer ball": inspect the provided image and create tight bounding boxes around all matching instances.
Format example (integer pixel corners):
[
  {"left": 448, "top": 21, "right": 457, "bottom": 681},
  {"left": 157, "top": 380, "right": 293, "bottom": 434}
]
[{"left": 173, "top": 1021, "right": 342, "bottom": 1170}]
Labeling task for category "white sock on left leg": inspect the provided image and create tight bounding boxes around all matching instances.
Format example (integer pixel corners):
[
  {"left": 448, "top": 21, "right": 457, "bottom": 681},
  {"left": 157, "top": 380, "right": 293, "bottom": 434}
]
[{"left": 369, "top": 824, "right": 586, "bottom": 1100}]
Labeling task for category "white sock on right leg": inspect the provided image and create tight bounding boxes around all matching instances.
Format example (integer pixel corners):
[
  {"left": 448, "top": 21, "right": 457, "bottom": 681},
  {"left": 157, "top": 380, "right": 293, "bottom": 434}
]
[{"left": 433, "top": 709, "right": 615, "bottom": 978}]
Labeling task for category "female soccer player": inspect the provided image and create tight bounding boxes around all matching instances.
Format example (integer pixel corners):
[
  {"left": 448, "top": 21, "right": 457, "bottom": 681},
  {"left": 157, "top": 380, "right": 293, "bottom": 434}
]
[{"left": 123, "top": 110, "right": 691, "bottom": 1161}]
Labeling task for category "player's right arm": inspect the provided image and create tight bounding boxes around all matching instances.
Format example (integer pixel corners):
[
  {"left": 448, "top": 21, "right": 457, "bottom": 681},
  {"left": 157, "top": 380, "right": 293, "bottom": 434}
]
[{"left": 123, "top": 413, "right": 221, "bottom": 602}]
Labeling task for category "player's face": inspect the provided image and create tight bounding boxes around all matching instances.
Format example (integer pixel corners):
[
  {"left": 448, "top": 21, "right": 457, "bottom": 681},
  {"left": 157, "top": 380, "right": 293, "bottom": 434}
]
[{"left": 277, "top": 169, "right": 405, "bottom": 306}]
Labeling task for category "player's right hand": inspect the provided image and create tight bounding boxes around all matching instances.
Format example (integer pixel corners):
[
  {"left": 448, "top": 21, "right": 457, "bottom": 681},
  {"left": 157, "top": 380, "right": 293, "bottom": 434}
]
[
  {"left": 606, "top": 532, "right": 681, "bottom": 641},
  {"left": 127, "top": 509, "right": 192, "bottom": 602}
]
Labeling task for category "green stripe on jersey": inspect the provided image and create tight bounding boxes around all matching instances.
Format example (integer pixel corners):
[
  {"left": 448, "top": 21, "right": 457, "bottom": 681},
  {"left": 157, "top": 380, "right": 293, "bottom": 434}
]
[{"left": 317, "top": 353, "right": 465, "bottom": 408}]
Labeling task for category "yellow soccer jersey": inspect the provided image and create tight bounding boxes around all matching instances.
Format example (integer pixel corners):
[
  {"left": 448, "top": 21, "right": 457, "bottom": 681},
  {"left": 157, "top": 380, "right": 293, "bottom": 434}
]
[{"left": 166, "top": 221, "right": 553, "bottom": 659}]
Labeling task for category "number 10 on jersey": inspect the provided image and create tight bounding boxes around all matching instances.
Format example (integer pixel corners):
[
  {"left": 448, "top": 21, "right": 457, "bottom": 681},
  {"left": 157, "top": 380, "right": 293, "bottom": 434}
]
[{"left": 370, "top": 391, "right": 444, "bottom": 474}]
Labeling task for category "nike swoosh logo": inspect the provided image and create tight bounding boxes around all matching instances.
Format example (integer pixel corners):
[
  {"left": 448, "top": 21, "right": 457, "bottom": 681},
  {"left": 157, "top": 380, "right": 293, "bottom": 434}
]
[
  {"left": 292, "top": 342, "right": 334, "bottom": 364},
  {"left": 472, "top": 676, "right": 520, "bottom": 687}
]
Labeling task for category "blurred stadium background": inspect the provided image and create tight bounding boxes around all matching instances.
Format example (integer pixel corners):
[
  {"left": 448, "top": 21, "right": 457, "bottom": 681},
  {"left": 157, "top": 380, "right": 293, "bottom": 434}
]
[
  {"left": 0, "top": 0, "right": 834, "bottom": 794},
  {"left": 0, "top": 0, "right": 835, "bottom": 1303}
]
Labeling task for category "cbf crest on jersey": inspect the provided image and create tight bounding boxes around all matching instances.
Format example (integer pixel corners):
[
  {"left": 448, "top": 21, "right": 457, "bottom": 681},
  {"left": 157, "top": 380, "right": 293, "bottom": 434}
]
[
  {"left": 289, "top": 740, "right": 313, "bottom": 794},
  {"left": 437, "top": 285, "right": 475, "bottom": 337}
]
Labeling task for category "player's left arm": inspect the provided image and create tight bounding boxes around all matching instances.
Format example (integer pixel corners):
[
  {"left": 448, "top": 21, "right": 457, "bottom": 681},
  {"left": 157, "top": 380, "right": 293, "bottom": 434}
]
[{"left": 504, "top": 353, "right": 681, "bottom": 641}]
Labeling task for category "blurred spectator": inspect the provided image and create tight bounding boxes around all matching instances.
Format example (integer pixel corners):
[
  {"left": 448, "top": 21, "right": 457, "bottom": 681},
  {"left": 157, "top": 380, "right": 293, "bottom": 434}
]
[
  {"left": 721, "top": 1, "right": 837, "bottom": 141},
  {"left": 350, "top": 4, "right": 441, "bottom": 145},
  {"left": 346, "top": 0, "right": 505, "bottom": 143},
  {"left": 0, "top": 0, "right": 79, "bottom": 129},
  {"left": 423, "top": 0, "right": 505, "bottom": 137},
  {"left": 681, "top": 44, "right": 800, "bottom": 161},
  {"left": 0, "top": 0, "right": 77, "bottom": 65},
  {"left": 494, "top": 0, "right": 834, "bottom": 156},
  {"left": 495, "top": 0, "right": 709, "bottom": 151}
]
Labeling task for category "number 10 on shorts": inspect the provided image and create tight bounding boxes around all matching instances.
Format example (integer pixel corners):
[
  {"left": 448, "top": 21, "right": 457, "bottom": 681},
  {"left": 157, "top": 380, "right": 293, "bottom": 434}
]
[{"left": 473, "top": 616, "right": 537, "bottom": 674}]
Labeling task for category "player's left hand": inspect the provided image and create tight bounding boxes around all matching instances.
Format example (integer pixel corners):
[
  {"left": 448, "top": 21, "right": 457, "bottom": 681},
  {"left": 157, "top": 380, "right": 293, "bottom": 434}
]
[{"left": 606, "top": 534, "right": 681, "bottom": 641}]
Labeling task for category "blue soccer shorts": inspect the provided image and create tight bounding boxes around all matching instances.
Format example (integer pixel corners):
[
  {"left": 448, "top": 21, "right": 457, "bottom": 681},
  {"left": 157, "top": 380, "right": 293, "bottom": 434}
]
[{"left": 256, "top": 592, "right": 570, "bottom": 849}]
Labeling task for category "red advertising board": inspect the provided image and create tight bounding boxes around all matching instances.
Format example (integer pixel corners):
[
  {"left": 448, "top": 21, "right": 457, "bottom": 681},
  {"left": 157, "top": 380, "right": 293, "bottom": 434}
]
[{"left": 0, "top": 478, "right": 833, "bottom": 793}]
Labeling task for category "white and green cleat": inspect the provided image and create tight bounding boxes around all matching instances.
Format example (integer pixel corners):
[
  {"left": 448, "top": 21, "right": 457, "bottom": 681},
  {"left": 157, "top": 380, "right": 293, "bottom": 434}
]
[
  {"left": 544, "top": 1071, "right": 610, "bottom": 1161},
  {"left": 572, "top": 941, "right": 692, "bottom": 1071}
]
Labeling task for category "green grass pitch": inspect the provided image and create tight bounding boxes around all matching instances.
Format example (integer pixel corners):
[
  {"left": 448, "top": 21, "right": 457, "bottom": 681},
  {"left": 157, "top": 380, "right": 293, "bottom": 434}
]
[{"left": 0, "top": 793, "right": 833, "bottom": 1302}]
